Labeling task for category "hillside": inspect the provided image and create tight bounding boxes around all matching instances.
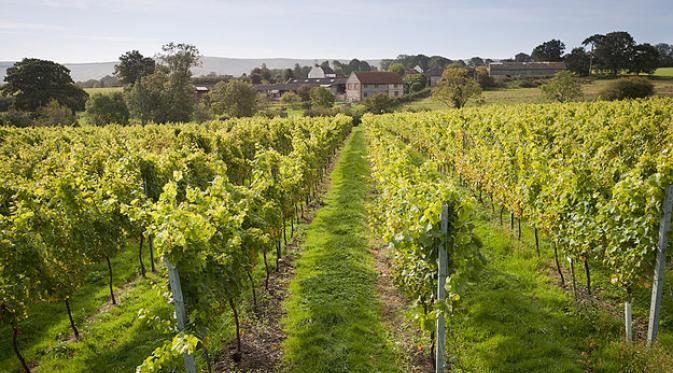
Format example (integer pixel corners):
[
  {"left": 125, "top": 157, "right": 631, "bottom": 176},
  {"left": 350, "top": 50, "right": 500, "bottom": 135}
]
[{"left": 0, "top": 57, "right": 382, "bottom": 82}]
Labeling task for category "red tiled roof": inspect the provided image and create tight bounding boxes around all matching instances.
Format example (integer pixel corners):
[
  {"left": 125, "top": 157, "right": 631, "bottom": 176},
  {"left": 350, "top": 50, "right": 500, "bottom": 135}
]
[{"left": 352, "top": 71, "right": 403, "bottom": 84}]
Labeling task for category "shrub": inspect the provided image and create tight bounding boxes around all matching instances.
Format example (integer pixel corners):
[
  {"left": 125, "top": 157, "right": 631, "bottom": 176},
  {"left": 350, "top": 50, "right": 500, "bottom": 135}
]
[
  {"left": 280, "top": 92, "right": 302, "bottom": 110},
  {"left": 519, "top": 79, "right": 539, "bottom": 88},
  {"left": 0, "top": 108, "right": 33, "bottom": 127},
  {"left": 86, "top": 92, "right": 130, "bottom": 125},
  {"left": 540, "top": 71, "right": 583, "bottom": 102},
  {"left": 364, "top": 93, "right": 395, "bottom": 114},
  {"left": 599, "top": 77, "right": 654, "bottom": 100},
  {"left": 309, "top": 87, "right": 335, "bottom": 108},
  {"left": 37, "top": 99, "right": 76, "bottom": 126}
]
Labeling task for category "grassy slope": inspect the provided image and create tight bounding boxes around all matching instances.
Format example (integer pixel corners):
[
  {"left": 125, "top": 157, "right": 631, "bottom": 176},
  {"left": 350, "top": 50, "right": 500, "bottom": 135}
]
[
  {"left": 655, "top": 67, "right": 673, "bottom": 77},
  {"left": 450, "top": 205, "right": 673, "bottom": 372},
  {"left": 0, "top": 243, "right": 172, "bottom": 373},
  {"left": 403, "top": 77, "right": 673, "bottom": 111},
  {"left": 282, "top": 127, "right": 399, "bottom": 373}
]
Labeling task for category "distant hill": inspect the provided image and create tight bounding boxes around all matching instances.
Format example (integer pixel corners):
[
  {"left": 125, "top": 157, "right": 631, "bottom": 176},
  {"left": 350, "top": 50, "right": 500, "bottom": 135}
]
[{"left": 0, "top": 57, "right": 383, "bottom": 82}]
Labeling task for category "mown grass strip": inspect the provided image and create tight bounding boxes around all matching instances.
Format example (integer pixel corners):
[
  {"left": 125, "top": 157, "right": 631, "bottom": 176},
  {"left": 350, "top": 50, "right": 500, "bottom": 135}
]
[{"left": 282, "top": 127, "right": 398, "bottom": 373}]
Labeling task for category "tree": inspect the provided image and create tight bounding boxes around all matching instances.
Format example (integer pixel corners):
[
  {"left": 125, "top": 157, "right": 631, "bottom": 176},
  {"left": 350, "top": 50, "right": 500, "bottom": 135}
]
[
  {"left": 540, "top": 71, "right": 583, "bottom": 102},
  {"left": 209, "top": 80, "right": 258, "bottom": 118},
  {"left": 629, "top": 43, "right": 659, "bottom": 74},
  {"left": 474, "top": 66, "right": 496, "bottom": 89},
  {"left": 531, "top": 39, "right": 565, "bottom": 62},
  {"left": 364, "top": 93, "right": 395, "bottom": 114},
  {"left": 158, "top": 43, "right": 202, "bottom": 122},
  {"left": 655, "top": 43, "right": 673, "bottom": 67},
  {"left": 280, "top": 92, "right": 302, "bottom": 109},
  {"left": 468, "top": 57, "right": 485, "bottom": 68},
  {"left": 404, "top": 73, "right": 427, "bottom": 92},
  {"left": 296, "top": 85, "right": 313, "bottom": 109},
  {"left": 432, "top": 67, "right": 482, "bottom": 108},
  {"left": 114, "top": 50, "right": 155, "bottom": 86},
  {"left": 514, "top": 53, "right": 532, "bottom": 62},
  {"left": 125, "top": 70, "right": 171, "bottom": 123},
  {"left": 309, "top": 87, "right": 334, "bottom": 108},
  {"left": 37, "top": 99, "right": 76, "bottom": 126},
  {"left": 2, "top": 59, "right": 88, "bottom": 112},
  {"left": 86, "top": 92, "right": 130, "bottom": 125},
  {"left": 593, "top": 31, "right": 635, "bottom": 77},
  {"left": 582, "top": 34, "right": 604, "bottom": 77},
  {"left": 388, "top": 63, "right": 406, "bottom": 76},
  {"left": 564, "top": 48, "right": 591, "bottom": 76}
]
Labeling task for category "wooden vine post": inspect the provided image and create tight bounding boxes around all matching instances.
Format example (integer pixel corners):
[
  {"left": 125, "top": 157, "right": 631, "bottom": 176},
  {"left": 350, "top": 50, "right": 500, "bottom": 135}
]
[
  {"left": 436, "top": 203, "right": 449, "bottom": 373},
  {"left": 647, "top": 184, "right": 673, "bottom": 345},
  {"left": 166, "top": 260, "right": 197, "bottom": 373}
]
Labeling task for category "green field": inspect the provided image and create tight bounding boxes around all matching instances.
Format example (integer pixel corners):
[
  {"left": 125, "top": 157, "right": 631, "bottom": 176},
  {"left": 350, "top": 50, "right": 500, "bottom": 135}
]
[
  {"left": 655, "top": 67, "right": 673, "bottom": 77},
  {"left": 402, "top": 77, "right": 673, "bottom": 111},
  {"left": 84, "top": 87, "right": 123, "bottom": 95}
]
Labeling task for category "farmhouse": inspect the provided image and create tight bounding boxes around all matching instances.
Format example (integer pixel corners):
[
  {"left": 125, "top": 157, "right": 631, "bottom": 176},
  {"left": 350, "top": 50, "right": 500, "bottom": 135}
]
[
  {"left": 345, "top": 71, "right": 404, "bottom": 102},
  {"left": 308, "top": 65, "right": 337, "bottom": 79},
  {"left": 423, "top": 67, "right": 444, "bottom": 87},
  {"left": 488, "top": 62, "right": 566, "bottom": 77}
]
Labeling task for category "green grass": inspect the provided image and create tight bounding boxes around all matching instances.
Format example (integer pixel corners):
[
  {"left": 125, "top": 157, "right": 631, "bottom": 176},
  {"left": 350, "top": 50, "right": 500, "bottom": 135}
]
[
  {"left": 0, "top": 243, "right": 172, "bottom": 373},
  {"left": 282, "top": 127, "right": 400, "bottom": 373},
  {"left": 655, "top": 67, "right": 673, "bottom": 77},
  {"left": 84, "top": 87, "right": 123, "bottom": 95},
  {"left": 448, "top": 204, "right": 673, "bottom": 372},
  {"left": 402, "top": 77, "right": 673, "bottom": 111}
]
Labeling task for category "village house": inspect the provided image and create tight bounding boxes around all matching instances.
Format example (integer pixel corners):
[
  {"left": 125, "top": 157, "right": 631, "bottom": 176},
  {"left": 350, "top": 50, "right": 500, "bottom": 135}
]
[
  {"left": 307, "top": 65, "right": 337, "bottom": 79},
  {"left": 423, "top": 67, "right": 444, "bottom": 87},
  {"left": 488, "top": 61, "right": 566, "bottom": 77},
  {"left": 345, "top": 71, "right": 404, "bottom": 102}
]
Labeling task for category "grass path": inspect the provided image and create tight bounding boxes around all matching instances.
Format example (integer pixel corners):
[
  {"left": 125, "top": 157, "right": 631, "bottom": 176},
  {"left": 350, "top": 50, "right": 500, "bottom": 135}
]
[{"left": 281, "top": 127, "right": 399, "bottom": 372}]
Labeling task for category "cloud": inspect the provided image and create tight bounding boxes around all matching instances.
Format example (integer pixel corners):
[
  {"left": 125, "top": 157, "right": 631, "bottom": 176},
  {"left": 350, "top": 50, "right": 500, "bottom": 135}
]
[{"left": 0, "top": 20, "right": 63, "bottom": 31}]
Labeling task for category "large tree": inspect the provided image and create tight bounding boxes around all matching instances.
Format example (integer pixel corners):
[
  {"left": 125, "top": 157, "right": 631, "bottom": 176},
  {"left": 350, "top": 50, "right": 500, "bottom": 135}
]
[
  {"left": 114, "top": 50, "right": 155, "bottom": 86},
  {"left": 2, "top": 59, "right": 87, "bottom": 112},
  {"left": 209, "top": 80, "right": 258, "bottom": 118},
  {"left": 514, "top": 53, "right": 532, "bottom": 62},
  {"left": 86, "top": 92, "right": 130, "bottom": 125},
  {"left": 159, "top": 42, "right": 201, "bottom": 122},
  {"left": 432, "top": 66, "right": 481, "bottom": 108},
  {"left": 582, "top": 34, "right": 604, "bottom": 77},
  {"left": 629, "top": 43, "right": 660, "bottom": 74},
  {"left": 531, "top": 39, "right": 566, "bottom": 62},
  {"left": 655, "top": 43, "right": 673, "bottom": 67},
  {"left": 564, "top": 48, "right": 591, "bottom": 76},
  {"left": 593, "top": 31, "right": 635, "bottom": 77}
]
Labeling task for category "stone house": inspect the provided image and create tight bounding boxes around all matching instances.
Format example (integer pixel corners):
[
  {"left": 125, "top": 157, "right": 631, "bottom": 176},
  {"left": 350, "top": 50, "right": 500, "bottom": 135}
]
[{"left": 345, "top": 71, "right": 404, "bottom": 102}]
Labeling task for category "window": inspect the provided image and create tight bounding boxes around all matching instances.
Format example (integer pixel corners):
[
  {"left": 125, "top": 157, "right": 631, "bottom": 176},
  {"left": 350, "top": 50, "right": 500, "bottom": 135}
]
[
  {"left": 364, "top": 92, "right": 368, "bottom": 98},
  {"left": 394, "top": 91, "right": 399, "bottom": 97}
]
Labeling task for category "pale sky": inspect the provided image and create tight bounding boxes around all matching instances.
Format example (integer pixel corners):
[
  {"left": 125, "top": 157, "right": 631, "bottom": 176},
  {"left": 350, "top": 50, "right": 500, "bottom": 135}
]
[{"left": 1, "top": 0, "right": 671, "bottom": 63}]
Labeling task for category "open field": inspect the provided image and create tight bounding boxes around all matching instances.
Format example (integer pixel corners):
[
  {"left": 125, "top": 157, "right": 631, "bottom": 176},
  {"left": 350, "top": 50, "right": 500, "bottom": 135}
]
[
  {"left": 402, "top": 76, "right": 673, "bottom": 111},
  {"left": 655, "top": 67, "right": 673, "bottom": 77},
  {"left": 83, "top": 87, "right": 123, "bottom": 95}
]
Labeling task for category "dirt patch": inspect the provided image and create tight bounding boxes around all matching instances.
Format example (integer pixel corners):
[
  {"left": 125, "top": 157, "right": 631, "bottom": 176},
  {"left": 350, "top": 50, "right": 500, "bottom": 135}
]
[
  {"left": 212, "top": 136, "right": 343, "bottom": 372},
  {"left": 371, "top": 242, "right": 434, "bottom": 372}
]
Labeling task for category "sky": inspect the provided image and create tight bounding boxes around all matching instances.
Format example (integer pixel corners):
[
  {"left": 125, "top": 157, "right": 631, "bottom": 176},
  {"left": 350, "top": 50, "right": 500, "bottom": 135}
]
[{"left": 1, "top": 0, "right": 672, "bottom": 63}]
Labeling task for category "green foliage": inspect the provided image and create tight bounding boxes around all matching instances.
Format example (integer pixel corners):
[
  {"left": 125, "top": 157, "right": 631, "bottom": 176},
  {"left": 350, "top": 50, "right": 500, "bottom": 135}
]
[
  {"left": 0, "top": 108, "right": 32, "bottom": 127},
  {"left": 37, "top": 99, "right": 76, "bottom": 126},
  {"left": 364, "top": 93, "right": 395, "bottom": 114},
  {"left": 309, "top": 86, "right": 334, "bottom": 108},
  {"left": 432, "top": 67, "right": 482, "bottom": 108},
  {"left": 1, "top": 58, "right": 88, "bottom": 112},
  {"left": 474, "top": 66, "right": 496, "bottom": 89},
  {"left": 599, "top": 77, "right": 654, "bottom": 100},
  {"left": 531, "top": 39, "right": 565, "bottom": 62},
  {"left": 124, "top": 71, "right": 172, "bottom": 123},
  {"left": 404, "top": 73, "right": 427, "bottom": 92},
  {"left": 209, "top": 80, "right": 258, "bottom": 118},
  {"left": 86, "top": 92, "right": 130, "bottom": 125},
  {"left": 388, "top": 62, "right": 406, "bottom": 76},
  {"left": 564, "top": 47, "right": 591, "bottom": 76},
  {"left": 114, "top": 51, "right": 156, "bottom": 86},
  {"left": 279, "top": 91, "right": 302, "bottom": 110},
  {"left": 592, "top": 32, "right": 635, "bottom": 77},
  {"left": 540, "top": 71, "right": 583, "bottom": 102},
  {"left": 629, "top": 43, "right": 660, "bottom": 75}
]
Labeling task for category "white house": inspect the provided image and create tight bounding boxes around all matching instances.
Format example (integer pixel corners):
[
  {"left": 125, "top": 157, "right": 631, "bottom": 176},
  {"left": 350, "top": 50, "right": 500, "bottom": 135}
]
[
  {"left": 345, "top": 71, "right": 404, "bottom": 102},
  {"left": 308, "top": 65, "right": 337, "bottom": 79}
]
